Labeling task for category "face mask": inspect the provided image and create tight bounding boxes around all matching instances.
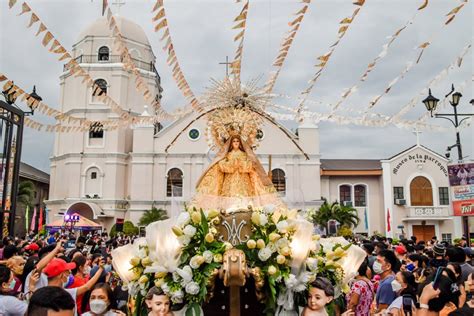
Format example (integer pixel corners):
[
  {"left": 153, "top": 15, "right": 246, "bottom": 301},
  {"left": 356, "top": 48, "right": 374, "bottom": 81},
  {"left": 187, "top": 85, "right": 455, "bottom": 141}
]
[
  {"left": 373, "top": 261, "right": 384, "bottom": 275},
  {"left": 391, "top": 279, "right": 403, "bottom": 292},
  {"left": 8, "top": 279, "right": 16, "bottom": 290},
  {"left": 90, "top": 299, "right": 108, "bottom": 314},
  {"left": 406, "top": 263, "right": 415, "bottom": 272}
]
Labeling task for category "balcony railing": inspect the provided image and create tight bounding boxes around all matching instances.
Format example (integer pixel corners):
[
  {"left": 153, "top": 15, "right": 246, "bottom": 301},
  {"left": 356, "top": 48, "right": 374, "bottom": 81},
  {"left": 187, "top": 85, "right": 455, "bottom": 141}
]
[
  {"left": 407, "top": 206, "right": 450, "bottom": 218},
  {"left": 63, "top": 54, "right": 161, "bottom": 84}
]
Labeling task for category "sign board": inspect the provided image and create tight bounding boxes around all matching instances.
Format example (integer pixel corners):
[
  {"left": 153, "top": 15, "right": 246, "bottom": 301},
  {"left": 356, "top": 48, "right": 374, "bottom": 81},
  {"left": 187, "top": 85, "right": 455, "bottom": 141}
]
[{"left": 448, "top": 162, "right": 474, "bottom": 216}]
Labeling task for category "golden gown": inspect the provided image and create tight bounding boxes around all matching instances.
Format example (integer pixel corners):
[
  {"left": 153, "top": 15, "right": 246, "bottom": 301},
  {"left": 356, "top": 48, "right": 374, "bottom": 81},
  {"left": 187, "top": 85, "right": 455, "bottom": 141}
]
[{"left": 219, "top": 150, "right": 255, "bottom": 197}]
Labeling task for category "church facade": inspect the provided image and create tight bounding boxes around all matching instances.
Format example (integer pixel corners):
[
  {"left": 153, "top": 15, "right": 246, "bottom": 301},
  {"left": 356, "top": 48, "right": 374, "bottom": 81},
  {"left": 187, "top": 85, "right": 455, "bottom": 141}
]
[{"left": 45, "top": 16, "right": 462, "bottom": 242}]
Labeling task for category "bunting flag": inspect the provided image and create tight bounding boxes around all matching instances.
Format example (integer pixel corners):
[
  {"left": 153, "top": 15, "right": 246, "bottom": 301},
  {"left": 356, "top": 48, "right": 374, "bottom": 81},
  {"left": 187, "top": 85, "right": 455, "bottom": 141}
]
[
  {"left": 391, "top": 43, "right": 471, "bottom": 122},
  {"left": 25, "top": 204, "right": 29, "bottom": 232},
  {"left": 386, "top": 208, "right": 391, "bottom": 233},
  {"left": 151, "top": 0, "right": 203, "bottom": 112},
  {"left": 30, "top": 206, "right": 37, "bottom": 232},
  {"left": 264, "top": 0, "right": 312, "bottom": 94},
  {"left": 230, "top": 0, "right": 250, "bottom": 82},
  {"left": 295, "top": 1, "right": 366, "bottom": 119},
  {"left": 330, "top": 1, "right": 428, "bottom": 113},
  {"left": 38, "top": 206, "right": 44, "bottom": 231}
]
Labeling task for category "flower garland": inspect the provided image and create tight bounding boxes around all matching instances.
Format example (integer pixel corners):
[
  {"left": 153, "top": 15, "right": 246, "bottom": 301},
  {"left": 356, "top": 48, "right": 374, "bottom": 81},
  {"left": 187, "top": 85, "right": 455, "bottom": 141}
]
[{"left": 115, "top": 205, "right": 363, "bottom": 316}]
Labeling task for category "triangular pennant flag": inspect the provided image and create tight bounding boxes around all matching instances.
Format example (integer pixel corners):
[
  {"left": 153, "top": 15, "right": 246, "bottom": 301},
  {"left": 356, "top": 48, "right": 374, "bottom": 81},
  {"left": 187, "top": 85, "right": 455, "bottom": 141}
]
[
  {"left": 49, "top": 39, "right": 61, "bottom": 52},
  {"left": 338, "top": 25, "right": 349, "bottom": 33},
  {"left": 445, "top": 15, "right": 456, "bottom": 25},
  {"left": 353, "top": 0, "right": 365, "bottom": 6},
  {"left": 27, "top": 13, "right": 39, "bottom": 28},
  {"left": 295, "top": 5, "right": 308, "bottom": 15},
  {"left": 446, "top": 4, "right": 464, "bottom": 16},
  {"left": 234, "top": 12, "right": 247, "bottom": 22},
  {"left": 162, "top": 36, "right": 172, "bottom": 51},
  {"left": 42, "top": 31, "right": 54, "bottom": 47},
  {"left": 18, "top": 2, "right": 31, "bottom": 16},
  {"left": 418, "top": 42, "right": 430, "bottom": 49},
  {"left": 232, "top": 20, "right": 246, "bottom": 29},
  {"left": 35, "top": 23, "right": 47, "bottom": 36},
  {"left": 289, "top": 15, "right": 303, "bottom": 26},
  {"left": 154, "top": 19, "right": 168, "bottom": 32},
  {"left": 59, "top": 52, "right": 72, "bottom": 61},
  {"left": 234, "top": 30, "right": 245, "bottom": 42},
  {"left": 0, "top": 74, "right": 7, "bottom": 82},
  {"left": 8, "top": 0, "right": 17, "bottom": 9},
  {"left": 340, "top": 17, "right": 353, "bottom": 24},
  {"left": 160, "top": 28, "right": 170, "bottom": 41},
  {"left": 53, "top": 45, "right": 66, "bottom": 54},
  {"left": 152, "top": 8, "right": 165, "bottom": 22},
  {"left": 152, "top": 0, "right": 164, "bottom": 13}
]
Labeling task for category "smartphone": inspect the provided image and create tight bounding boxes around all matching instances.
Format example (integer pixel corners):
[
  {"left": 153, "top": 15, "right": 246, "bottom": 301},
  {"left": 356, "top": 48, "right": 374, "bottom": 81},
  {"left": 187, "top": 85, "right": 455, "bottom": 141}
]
[
  {"left": 402, "top": 295, "right": 413, "bottom": 314},
  {"left": 432, "top": 266, "right": 443, "bottom": 290}
]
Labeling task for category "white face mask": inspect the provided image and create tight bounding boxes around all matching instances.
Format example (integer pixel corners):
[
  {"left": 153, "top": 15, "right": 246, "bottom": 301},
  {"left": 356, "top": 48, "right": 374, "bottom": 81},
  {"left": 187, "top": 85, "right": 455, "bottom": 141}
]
[
  {"left": 391, "top": 279, "right": 403, "bottom": 292},
  {"left": 90, "top": 299, "right": 108, "bottom": 314},
  {"left": 373, "top": 261, "right": 384, "bottom": 275}
]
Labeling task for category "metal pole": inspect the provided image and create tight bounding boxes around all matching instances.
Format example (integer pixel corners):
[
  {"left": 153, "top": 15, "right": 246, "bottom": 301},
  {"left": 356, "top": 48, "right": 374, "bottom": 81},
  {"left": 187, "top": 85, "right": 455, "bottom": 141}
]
[
  {"left": 9, "top": 114, "right": 24, "bottom": 236},
  {"left": 452, "top": 105, "right": 463, "bottom": 161}
]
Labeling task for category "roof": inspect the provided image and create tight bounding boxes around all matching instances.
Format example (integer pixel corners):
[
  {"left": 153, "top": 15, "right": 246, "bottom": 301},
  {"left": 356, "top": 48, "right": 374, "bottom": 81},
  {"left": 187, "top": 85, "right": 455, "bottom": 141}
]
[
  {"left": 384, "top": 144, "right": 447, "bottom": 162},
  {"left": 76, "top": 16, "right": 150, "bottom": 46},
  {"left": 320, "top": 159, "right": 382, "bottom": 170},
  {"left": 19, "top": 162, "right": 50, "bottom": 184}
]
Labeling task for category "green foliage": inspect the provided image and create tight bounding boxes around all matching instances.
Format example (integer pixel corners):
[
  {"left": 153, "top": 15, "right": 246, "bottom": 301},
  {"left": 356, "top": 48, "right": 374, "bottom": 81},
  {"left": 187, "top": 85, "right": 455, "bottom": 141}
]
[
  {"left": 337, "top": 225, "right": 353, "bottom": 238},
  {"left": 138, "top": 207, "right": 168, "bottom": 226},
  {"left": 110, "top": 220, "right": 139, "bottom": 237},
  {"left": 310, "top": 199, "right": 360, "bottom": 231},
  {"left": 17, "top": 180, "right": 35, "bottom": 207},
  {"left": 391, "top": 238, "right": 400, "bottom": 245}
]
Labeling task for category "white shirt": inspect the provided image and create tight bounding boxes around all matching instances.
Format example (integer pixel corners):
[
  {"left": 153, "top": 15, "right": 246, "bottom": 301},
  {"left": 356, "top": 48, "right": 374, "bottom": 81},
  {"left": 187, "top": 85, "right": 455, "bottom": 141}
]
[
  {"left": 0, "top": 295, "right": 28, "bottom": 316},
  {"left": 23, "top": 271, "right": 48, "bottom": 293}
]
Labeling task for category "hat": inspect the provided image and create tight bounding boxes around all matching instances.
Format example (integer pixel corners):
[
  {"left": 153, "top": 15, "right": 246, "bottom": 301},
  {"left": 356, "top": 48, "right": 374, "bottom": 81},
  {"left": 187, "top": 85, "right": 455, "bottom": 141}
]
[
  {"left": 395, "top": 246, "right": 407, "bottom": 255},
  {"left": 43, "top": 258, "right": 76, "bottom": 278},
  {"left": 25, "top": 243, "right": 40, "bottom": 251},
  {"left": 433, "top": 244, "right": 446, "bottom": 256},
  {"left": 463, "top": 247, "right": 473, "bottom": 258}
]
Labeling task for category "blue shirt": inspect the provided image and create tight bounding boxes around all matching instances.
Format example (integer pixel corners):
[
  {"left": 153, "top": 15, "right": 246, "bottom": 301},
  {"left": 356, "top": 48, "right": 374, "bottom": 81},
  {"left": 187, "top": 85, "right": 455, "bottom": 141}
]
[{"left": 376, "top": 274, "right": 397, "bottom": 307}]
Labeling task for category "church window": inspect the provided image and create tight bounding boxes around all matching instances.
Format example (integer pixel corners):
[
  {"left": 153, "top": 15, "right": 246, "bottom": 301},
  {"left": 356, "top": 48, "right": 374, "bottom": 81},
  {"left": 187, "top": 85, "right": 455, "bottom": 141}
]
[
  {"left": 92, "top": 79, "right": 107, "bottom": 98},
  {"left": 188, "top": 128, "right": 200, "bottom": 140},
  {"left": 85, "top": 167, "right": 101, "bottom": 197},
  {"left": 410, "top": 176, "right": 433, "bottom": 206},
  {"left": 256, "top": 129, "right": 264, "bottom": 141},
  {"left": 339, "top": 185, "right": 351, "bottom": 203},
  {"left": 393, "top": 187, "right": 404, "bottom": 201},
  {"left": 438, "top": 187, "right": 449, "bottom": 205},
  {"left": 98, "top": 46, "right": 109, "bottom": 61},
  {"left": 91, "top": 172, "right": 97, "bottom": 180},
  {"left": 167, "top": 168, "right": 183, "bottom": 197},
  {"left": 271, "top": 169, "right": 286, "bottom": 193},
  {"left": 354, "top": 185, "right": 366, "bottom": 207},
  {"left": 89, "top": 122, "right": 104, "bottom": 139}
]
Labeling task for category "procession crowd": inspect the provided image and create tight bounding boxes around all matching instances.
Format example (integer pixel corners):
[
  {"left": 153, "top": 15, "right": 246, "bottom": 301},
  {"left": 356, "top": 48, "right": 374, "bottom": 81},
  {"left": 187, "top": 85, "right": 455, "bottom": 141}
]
[{"left": 0, "top": 231, "right": 472, "bottom": 316}]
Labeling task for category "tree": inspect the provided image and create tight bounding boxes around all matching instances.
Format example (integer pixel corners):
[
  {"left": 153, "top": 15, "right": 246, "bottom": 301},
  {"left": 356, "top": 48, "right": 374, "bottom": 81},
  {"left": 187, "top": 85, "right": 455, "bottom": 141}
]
[
  {"left": 17, "top": 180, "right": 35, "bottom": 207},
  {"left": 138, "top": 207, "right": 168, "bottom": 226},
  {"left": 110, "top": 220, "right": 139, "bottom": 237},
  {"left": 310, "top": 199, "right": 360, "bottom": 232}
]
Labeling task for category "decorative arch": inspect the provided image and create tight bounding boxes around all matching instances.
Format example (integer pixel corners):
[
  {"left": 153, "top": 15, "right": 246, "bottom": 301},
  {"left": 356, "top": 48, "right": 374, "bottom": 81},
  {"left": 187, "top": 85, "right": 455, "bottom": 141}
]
[
  {"left": 66, "top": 201, "right": 103, "bottom": 220},
  {"left": 271, "top": 168, "right": 286, "bottom": 194},
  {"left": 167, "top": 168, "right": 183, "bottom": 197}
]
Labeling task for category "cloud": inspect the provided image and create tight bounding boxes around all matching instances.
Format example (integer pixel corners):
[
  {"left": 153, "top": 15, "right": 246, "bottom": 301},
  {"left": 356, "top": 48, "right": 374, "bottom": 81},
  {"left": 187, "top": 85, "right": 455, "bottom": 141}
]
[{"left": 0, "top": 0, "right": 471, "bottom": 171}]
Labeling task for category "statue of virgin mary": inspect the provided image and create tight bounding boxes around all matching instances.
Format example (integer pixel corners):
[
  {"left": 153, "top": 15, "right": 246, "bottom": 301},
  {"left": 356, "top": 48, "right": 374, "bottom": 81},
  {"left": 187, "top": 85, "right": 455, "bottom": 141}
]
[{"left": 193, "top": 134, "right": 282, "bottom": 210}]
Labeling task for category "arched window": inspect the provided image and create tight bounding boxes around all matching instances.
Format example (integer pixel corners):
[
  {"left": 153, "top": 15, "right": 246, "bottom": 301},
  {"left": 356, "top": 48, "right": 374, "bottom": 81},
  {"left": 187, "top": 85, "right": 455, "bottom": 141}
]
[
  {"left": 98, "top": 46, "right": 109, "bottom": 61},
  {"left": 410, "top": 176, "right": 433, "bottom": 206},
  {"left": 271, "top": 169, "right": 286, "bottom": 193},
  {"left": 354, "top": 185, "right": 367, "bottom": 207},
  {"left": 167, "top": 168, "right": 183, "bottom": 197},
  {"left": 92, "top": 79, "right": 107, "bottom": 99},
  {"left": 339, "top": 185, "right": 351, "bottom": 203}
]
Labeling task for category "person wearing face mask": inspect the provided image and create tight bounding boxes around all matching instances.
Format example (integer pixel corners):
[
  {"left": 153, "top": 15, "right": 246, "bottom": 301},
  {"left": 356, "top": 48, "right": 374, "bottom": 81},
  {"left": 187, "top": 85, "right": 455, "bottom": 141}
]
[
  {"left": 6, "top": 255, "right": 25, "bottom": 293},
  {"left": 385, "top": 271, "right": 417, "bottom": 315},
  {"left": 346, "top": 259, "right": 374, "bottom": 316},
  {"left": 43, "top": 257, "right": 105, "bottom": 314},
  {"left": 145, "top": 286, "right": 174, "bottom": 316},
  {"left": 82, "top": 283, "right": 125, "bottom": 316},
  {"left": 0, "top": 264, "right": 29, "bottom": 315},
  {"left": 374, "top": 250, "right": 400, "bottom": 312},
  {"left": 69, "top": 255, "right": 90, "bottom": 314}
]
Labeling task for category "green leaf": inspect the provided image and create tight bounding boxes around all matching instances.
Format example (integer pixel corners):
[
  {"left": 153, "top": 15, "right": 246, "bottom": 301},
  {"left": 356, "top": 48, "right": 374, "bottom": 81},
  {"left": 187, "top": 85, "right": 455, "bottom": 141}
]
[
  {"left": 200, "top": 209, "right": 209, "bottom": 236},
  {"left": 185, "top": 303, "right": 201, "bottom": 316}
]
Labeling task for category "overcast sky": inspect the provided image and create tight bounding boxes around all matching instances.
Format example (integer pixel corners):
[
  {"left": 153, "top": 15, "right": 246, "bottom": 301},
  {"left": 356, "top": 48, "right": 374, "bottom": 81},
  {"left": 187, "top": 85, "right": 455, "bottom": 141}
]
[{"left": 0, "top": 0, "right": 472, "bottom": 172}]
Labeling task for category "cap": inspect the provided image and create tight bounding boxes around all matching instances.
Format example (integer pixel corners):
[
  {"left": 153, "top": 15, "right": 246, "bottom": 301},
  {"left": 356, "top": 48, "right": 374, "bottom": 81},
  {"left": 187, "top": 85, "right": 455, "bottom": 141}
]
[
  {"left": 463, "top": 247, "right": 473, "bottom": 258},
  {"left": 43, "top": 258, "right": 76, "bottom": 278},
  {"left": 395, "top": 246, "right": 407, "bottom": 255},
  {"left": 25, "top": 243, "right": 40, "bottom": 251},
  {"left": 433, "top": 244, "right": 446, "bottom": 256}
]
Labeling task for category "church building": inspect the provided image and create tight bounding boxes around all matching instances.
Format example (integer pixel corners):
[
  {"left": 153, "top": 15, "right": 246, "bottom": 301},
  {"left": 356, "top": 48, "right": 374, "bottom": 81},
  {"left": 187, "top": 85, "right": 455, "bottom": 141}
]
[{"left": 45, "top": 16, "right": 462, "bottom": 242}]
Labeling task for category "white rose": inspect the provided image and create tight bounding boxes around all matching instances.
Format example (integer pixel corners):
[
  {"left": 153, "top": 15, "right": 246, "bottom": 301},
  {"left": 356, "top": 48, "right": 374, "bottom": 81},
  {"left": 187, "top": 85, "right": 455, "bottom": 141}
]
[
  {"left": 203, "top": 250, "right": 213, "bottom": 263},
  {"left": 258, "top": 247, "right": 272, "bottom": 261},
  {"left": 285, "top": 274, "right": 298, "bottom": 288},
  {"left": 170, "top": 290, "right": 184, "bottom": 304},
  {"left": 177, "top": 212, "right": 191, "bottom": 227},
  {"left": 190, "top": 256, "right": 202, "bottom": 269},
  {"left": 183, "top": 225, "right": 197, "bottom": 237},
  {"left": 275, "top": 237, "right": 289, "bottom": 250},
  {"left": 172, "top": 271, "right": 180, "bottom": 282},
  {"left": 185, "top": 281, "right": 200, "bottom": 295},
  {"left": 259, "top": 214, "right": 268, "bottom": 226},
  {"left": 276, "top": 220, "right": 289, "bottom": 233},
  {"left": 306, "top": 257, "right": 318, "bottom": 271},
  {"left": 161, "top": 282, "right": 170, "bottom": 294},
  {"left": 177, "top": 235, "right": 191, "bottom": 246},
  {"left": 267, "top": 242, "right": 277, "bottom": 253},
  {"left": 176, "top": 266, "right": 193, "bottom": 283}
]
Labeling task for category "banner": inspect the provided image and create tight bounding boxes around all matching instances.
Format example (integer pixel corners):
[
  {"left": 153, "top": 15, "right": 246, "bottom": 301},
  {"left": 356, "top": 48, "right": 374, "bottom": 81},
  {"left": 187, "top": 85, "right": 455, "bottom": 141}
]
[{"left": 449, "top": 162, "right": 474, "bottom": 216}]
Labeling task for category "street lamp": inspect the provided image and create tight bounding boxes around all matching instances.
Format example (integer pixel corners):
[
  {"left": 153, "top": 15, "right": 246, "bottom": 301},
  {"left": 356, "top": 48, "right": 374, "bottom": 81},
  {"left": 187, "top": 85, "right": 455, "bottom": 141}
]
[
  {"left": 1, "top": 84, "right": 42, "bottom": 115},
  {"left": 422, "top": 84, "right": 473, "bottom": 161}
]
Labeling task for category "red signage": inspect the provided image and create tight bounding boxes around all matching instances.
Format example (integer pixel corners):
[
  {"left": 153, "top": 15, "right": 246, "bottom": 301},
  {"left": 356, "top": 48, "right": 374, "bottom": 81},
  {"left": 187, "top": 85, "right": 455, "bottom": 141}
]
[
  {"left": 452, "top": 200, "right": 474, "bottom": 216},
  {"left": 448, "top": 162, "right": 474, "bottom": 216}
]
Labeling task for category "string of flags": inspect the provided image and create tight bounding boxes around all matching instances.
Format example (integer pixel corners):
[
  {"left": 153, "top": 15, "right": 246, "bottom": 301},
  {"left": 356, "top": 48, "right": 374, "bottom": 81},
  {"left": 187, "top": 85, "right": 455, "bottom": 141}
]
[{"left": 229, "top": 0, "right": 250, "bottom": 82}]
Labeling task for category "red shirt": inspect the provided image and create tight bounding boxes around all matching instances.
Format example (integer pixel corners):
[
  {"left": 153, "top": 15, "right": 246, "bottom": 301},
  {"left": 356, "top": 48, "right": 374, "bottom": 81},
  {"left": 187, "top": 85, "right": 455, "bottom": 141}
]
[{"left": 69, "top": 274, "right": 89, "bottom": 314}]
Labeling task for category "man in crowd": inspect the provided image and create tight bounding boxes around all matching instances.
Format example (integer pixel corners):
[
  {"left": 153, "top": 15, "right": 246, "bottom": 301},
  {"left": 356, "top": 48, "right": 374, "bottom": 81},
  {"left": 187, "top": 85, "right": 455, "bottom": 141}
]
[
  {"left": 26, "top": 286, "right": 76, "bottom": 316},
  {"left": 374, "top": 249, "right": 400, "bottom": 311}
]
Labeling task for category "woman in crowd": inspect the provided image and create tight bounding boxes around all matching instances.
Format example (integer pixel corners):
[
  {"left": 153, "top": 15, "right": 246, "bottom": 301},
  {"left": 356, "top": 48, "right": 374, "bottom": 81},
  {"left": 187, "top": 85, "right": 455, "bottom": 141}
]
[
  {"left": 69, "top": 254, "right": 90, "bottom": 314},
  {"left": 82, "top": 283, "right": 125, "bottom": 316},
  {"left": 346, "top": 258, "right": 374, "bottom": 316},
  {"left": 0, "top": 264, "right": 36, "bottom": 315},
  {"left": 385, "top": 271, "right": 417, "bottom": 315}
]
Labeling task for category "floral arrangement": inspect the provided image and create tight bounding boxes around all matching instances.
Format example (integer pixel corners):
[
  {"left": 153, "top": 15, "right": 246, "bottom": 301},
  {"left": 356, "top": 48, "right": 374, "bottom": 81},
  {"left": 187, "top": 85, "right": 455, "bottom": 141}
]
[{"left": 112, "top": 205, "right": 363, "bottom": 316}]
